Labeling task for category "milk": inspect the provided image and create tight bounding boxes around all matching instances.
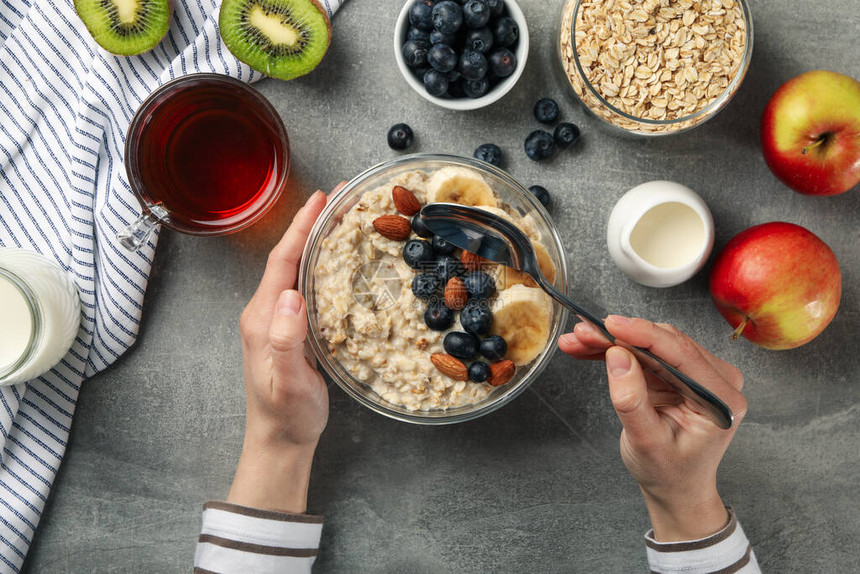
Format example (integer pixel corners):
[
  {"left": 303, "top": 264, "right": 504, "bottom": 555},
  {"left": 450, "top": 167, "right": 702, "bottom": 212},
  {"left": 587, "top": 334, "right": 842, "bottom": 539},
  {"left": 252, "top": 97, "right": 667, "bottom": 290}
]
[
  {"left": 606, "top": 181, "right": 715, "bottom": 288},
  {"left": 0, "top": 248, "right": 81, "bottom": 385},
  {"left": 0, "top": 274, "right": 34, "bottom": 371},
  {"left": 629, "top": 202, "right": 706, "bottom": 269}
]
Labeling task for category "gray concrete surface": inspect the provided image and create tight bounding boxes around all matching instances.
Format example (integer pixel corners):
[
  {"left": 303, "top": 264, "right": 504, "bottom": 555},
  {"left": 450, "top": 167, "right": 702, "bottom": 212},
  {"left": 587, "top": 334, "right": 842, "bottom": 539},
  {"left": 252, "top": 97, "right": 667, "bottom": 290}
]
[{"left": 21, "top": 0, "right": 860, "bottom": 572}]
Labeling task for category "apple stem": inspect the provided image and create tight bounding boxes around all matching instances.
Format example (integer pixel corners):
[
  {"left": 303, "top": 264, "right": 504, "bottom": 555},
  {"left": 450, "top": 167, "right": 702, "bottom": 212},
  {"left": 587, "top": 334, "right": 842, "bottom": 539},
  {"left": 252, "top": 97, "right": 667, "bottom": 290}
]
[
  {"left": 731, "top": 316, "right": 750, "bottom": 341},
  {"left": 801, "top": 135, "right": 828, "bottom": 155}
]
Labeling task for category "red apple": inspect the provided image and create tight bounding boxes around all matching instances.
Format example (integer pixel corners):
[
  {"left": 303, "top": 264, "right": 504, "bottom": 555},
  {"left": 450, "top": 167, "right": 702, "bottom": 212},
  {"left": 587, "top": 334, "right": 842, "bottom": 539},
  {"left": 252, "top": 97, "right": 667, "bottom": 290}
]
[
  {"left": 761, "top": 70, "right": 860, "bottom": 196},
  {"left": 709, "top": 222, "right": 842, "bottom": 350}
]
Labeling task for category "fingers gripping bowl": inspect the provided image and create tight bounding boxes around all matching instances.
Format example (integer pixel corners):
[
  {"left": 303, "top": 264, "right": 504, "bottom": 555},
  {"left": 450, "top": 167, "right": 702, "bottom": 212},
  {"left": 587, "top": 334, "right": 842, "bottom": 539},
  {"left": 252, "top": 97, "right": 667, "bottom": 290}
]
[{"left": 299, "top": 155, "right": 568, "bottom": 424}]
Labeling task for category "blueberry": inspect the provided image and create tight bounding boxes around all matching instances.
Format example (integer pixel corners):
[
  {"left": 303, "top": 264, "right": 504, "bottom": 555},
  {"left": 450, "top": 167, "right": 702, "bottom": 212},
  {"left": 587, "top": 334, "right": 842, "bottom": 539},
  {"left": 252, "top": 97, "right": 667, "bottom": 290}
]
[
  {"left": 409, "top": 0, "right": 436, "bottom": 31},
  {"left": 432, "top": 234, "right": 457, "bottom": 256},
  {"left": 402, "top": 39, "right": 430, "bottom": 68},
  {"left": 411, "top": 65, "right": 432, "bottom": 81},
  {"left": 483, "top": 0, "right": 504, "bottom": 17},
  {"left": 493, "top": 17, "right": 519, "bottom": 48},
  {"left": 424, "top": 300, "right": 455, "bottom": 331},
  {"left": 387, "top": 123, "right": 414, "bottom": 150},
  {"left": 459, "top": 49, "right": 488, "bottom": 81},
  {"left": 462, "top": 0, "right": 489, "bottom": 28},
  {"left": 435, "top": 254, "right": 465, "bottom": 282},
  {"left": 488, "top": 47, "right": 517, "bottom": 78},
  {"left": 468, "top": 361, "right": 491, "bottom": 383},
  {"left": 463, "top": 270, "right": 495, "bottom": 299},
  {"left": 528, "top": 185, "right": 551, "bottom": 208},
  {"left": 432, "top": 1, "right": 463, "bottom": 35},
  {"left": 429, "top": 30, "right": 457, "bottom": 45},
  {"left": 403, "top": 239, "right": 435, "bottom": 268},
  {"left": 464, "top": 27, "right": 493, "bottom": 53},
  {"left": 443, "top": 331, "right": 479, "bottom": 359},
  {"left": 424, "top": 68, "right": 449, "bottom": 97},
  {"left": 462, "top": 77, "right": 490, "bottom": 98},
  {"left": 427, "top": 43, "right": 458, "bottom": 73},
  {"left": 480, "top": 335, "right": 507, "bottom": 361},
  {"left": 411, "top": 213, "right": 433, "bottom": 238},
  {"left": 533, "top": 97, "right": 559, "bottom": 124},
  {"left": 473, "top": 143, "right": 503, "bottom": 167},
  {"left": 448, "top": 79, "right": 466, "bottom": 98},
  {"left": 447, "top": 69, "right": 462, "bottom": 82},
  {"left": 460, "top": 299, "right": 492, "bottom": 335},
  {"left": 407, "top": 27, "right": 432, "bottom": 43},
  {"left": 524, "top": 130, "right": 556, "bottom": 161},
  {"left": 412, "top": 273, "right": 440, "bottom": 300},
  {"left": 554, "top": 122, "right": 581, "bottom": 149}
]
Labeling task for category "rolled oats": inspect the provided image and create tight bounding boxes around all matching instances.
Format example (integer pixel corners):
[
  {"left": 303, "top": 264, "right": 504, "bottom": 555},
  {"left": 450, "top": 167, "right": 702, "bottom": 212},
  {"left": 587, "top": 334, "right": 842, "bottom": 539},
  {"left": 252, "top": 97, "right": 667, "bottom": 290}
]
[{"left": 560, "top": 0, "right": 749, "bottom": 134}]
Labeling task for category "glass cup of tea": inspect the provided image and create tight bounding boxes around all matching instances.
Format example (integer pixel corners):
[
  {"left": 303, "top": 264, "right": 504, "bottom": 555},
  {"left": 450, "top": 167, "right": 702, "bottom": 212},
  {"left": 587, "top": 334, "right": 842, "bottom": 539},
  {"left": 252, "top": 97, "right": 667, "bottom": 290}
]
[{"left": 119, "top": 73, "right": 290, "bottom": 250}]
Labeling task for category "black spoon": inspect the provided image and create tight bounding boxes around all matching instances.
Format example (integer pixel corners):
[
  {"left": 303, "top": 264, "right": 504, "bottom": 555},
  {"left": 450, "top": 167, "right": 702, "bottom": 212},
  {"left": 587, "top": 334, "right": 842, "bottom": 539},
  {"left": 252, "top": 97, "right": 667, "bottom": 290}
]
[{"left": 421, "top": 202, "right": 734, "bottom": 429}]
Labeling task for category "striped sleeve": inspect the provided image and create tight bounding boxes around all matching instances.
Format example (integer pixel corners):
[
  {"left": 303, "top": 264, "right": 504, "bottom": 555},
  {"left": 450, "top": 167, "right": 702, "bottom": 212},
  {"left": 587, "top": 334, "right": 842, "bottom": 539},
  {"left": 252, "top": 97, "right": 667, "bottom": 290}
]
[
  {"left": 194, "top": 501, "right": 323, "bottom": 574},
  {"left": 645, "top": 507, "right": 761, "bottom": 574}
]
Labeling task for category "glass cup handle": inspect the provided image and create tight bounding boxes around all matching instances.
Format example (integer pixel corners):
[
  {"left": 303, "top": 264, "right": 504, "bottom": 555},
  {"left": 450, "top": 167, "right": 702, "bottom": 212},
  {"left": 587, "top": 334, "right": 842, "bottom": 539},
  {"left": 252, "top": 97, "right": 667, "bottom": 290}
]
[{"left": 118, "top": 205, "right": 167, "bottom": 251}]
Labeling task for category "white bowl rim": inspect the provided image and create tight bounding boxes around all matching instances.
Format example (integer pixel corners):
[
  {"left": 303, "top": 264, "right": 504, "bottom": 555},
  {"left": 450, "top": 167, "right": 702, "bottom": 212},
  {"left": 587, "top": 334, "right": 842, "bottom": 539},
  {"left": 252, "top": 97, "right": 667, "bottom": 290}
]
[{"left": 393, "top": 0, "right": 530, "bottom": 111}]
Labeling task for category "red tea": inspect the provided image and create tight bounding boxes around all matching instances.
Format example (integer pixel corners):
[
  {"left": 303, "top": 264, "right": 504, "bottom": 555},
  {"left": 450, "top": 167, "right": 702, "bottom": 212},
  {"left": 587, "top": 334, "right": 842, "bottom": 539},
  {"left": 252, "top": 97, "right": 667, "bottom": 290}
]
[{"left": 128, "top": 76, "right": 289, "bottom": 232}]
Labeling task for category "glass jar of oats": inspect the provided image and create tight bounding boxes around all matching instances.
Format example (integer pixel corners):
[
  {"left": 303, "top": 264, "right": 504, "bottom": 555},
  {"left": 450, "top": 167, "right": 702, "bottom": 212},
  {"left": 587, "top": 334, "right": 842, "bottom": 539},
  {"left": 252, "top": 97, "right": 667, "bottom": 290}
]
[{"left": 558, "top": 0, "right": 753, "bottom": 136}]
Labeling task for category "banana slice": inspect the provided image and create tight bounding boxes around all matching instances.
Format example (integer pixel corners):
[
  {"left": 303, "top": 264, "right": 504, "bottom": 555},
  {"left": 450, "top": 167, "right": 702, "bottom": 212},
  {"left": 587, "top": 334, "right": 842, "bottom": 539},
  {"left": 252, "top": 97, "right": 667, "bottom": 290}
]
[
  {"left": 496, "top": 241, "right": 557, "bottom": 289},
  {"left": 426, "top": 167, "right": 498, "bottom": 207},
  {"left": 490, "top": 284, "right": 553, "bottom": 365},
  {"left": 533, "top": 242, "right": 557, "bottom": 283}
]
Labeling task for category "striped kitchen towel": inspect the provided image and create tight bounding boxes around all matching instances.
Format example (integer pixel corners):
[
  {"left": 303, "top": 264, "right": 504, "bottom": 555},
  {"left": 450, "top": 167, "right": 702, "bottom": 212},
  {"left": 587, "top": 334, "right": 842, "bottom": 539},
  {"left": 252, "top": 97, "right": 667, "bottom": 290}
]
[{"left": 0, "top": 0, "right": 344, "bottom": 570}]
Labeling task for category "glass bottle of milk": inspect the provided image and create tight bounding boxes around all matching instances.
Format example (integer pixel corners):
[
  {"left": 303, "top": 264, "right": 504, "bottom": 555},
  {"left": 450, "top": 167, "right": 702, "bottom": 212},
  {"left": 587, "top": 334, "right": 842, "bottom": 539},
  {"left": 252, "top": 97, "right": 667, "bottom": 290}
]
[{"left": 0, "top": 248, "right": 81, "bottom": 385}]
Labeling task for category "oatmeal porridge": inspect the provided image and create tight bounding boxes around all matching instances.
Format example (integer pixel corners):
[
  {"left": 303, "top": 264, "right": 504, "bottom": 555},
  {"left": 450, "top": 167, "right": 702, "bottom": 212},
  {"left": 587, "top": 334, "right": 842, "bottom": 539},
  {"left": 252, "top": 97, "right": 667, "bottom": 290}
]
[{"left": 313, "top": 167, "right": 556, "bottom": 411}]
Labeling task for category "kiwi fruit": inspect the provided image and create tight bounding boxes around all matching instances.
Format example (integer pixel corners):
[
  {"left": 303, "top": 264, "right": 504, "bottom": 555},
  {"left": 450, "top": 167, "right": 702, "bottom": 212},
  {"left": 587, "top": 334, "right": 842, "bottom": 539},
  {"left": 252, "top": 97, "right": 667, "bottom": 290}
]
[
  {"left": 75, "top": 0, "right": 170, "bottom": 56},
  {"left": 219, "top": 0, "right": 332, "bottom": 81}
]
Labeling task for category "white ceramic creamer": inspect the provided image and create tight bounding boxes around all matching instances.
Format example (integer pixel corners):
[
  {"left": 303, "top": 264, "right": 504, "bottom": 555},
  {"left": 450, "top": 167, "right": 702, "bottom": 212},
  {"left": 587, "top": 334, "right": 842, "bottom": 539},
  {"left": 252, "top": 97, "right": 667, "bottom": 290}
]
[
  {"left": 607, "top": 181, "right": 714, "bottom": 288},
  {"left": 0, "top": 248, "right": 81, "bottom": 385}
]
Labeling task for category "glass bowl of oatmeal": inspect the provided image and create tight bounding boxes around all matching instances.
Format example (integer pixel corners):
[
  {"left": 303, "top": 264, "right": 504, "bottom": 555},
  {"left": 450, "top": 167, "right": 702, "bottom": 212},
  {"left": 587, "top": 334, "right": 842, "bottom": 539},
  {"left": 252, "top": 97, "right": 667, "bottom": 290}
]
[
  {"left": 557, "top": 0, "right": 753, "bottom": 136},
  {"left": 298, "top": 154, "right": 569, "bottom": 424}
]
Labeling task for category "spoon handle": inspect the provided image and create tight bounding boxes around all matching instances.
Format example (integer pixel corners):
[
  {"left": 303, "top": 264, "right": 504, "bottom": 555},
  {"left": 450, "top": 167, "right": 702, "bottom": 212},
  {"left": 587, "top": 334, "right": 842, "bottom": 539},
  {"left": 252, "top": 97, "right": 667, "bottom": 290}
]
[{"left": 539, "top": 281, "right": 734, "bottom": 429}]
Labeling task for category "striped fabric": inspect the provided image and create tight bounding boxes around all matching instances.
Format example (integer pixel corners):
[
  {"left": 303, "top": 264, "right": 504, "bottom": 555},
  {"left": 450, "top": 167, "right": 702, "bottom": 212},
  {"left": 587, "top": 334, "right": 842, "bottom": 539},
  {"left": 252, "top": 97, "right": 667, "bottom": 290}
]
[
  {"left": 0, "top": 0, "right": 343, "bottom": 570},
  {"left": 194, "top": 501, "right": 323, "bottom": 573},
  {"left": 645, "top": 508, "right": 761, "bottom": 574}
]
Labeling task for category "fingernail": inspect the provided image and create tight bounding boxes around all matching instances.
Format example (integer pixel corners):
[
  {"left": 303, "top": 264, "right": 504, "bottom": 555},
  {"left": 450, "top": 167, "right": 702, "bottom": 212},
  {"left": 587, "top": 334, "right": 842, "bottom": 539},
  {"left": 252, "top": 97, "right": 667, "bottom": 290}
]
[
  {"left": 558, "top": 333, "right": 575, "bottom": 345},
  {"left": 304, "top": 190, "right": 324, "bottom": 207},
  {"left": 276, "top": 290, "right": 302, "bottom": 316},
  {"left": 606, "top": 347, "right": 632, "bottom": 377},
  {"left": 607, "top": 315, "right": 632, "bottom": 324},
  {"left": 577, "top": 321, "right": 594, "bottom": 334}
]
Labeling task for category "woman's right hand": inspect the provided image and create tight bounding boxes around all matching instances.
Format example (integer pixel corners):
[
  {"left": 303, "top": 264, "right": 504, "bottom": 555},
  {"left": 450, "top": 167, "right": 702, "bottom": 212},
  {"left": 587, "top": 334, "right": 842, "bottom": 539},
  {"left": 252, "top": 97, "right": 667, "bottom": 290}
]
[{"left": 559, "top": 316, "right": 749, "bottom": 541}]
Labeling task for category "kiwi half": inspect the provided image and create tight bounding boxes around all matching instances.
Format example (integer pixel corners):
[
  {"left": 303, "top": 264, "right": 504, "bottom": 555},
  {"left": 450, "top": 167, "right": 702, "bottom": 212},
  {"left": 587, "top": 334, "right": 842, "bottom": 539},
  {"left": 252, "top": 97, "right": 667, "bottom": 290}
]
[
  {"left": 75, "top": 0, "right": 170, "bottom": 56},
  {"left": 219, "top": 0, "right": 332, "bottom": 81}
]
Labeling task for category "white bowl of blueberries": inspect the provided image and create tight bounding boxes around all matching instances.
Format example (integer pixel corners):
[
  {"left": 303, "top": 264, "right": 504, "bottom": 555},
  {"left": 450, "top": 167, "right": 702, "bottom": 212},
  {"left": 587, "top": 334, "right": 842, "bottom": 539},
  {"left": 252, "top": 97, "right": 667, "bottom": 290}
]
[{"left": 394, "top": 0, "right": 529, "bottom": 110}]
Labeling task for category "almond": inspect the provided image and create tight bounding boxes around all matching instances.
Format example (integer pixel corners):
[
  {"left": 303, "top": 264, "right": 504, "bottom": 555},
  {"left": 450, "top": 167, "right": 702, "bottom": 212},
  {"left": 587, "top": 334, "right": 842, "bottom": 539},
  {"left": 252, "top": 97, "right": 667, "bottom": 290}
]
[
  {"left": 461, "top": 250, "right": 490, "bottom": 272},
  {"left": 372, "top": 215, "right": 411, "bottom": 241},
  {"left": 488, "top": 360, "right": 516, "bottom": 386},
  {"left": 444, "top": 277, "right": 468, "bottom": 310},
  {"left": 392, "top": 185, "right": 421, "bottom": 216},
  {"left": 430, "top": 353, "right": 468, "bottom": 381}
]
